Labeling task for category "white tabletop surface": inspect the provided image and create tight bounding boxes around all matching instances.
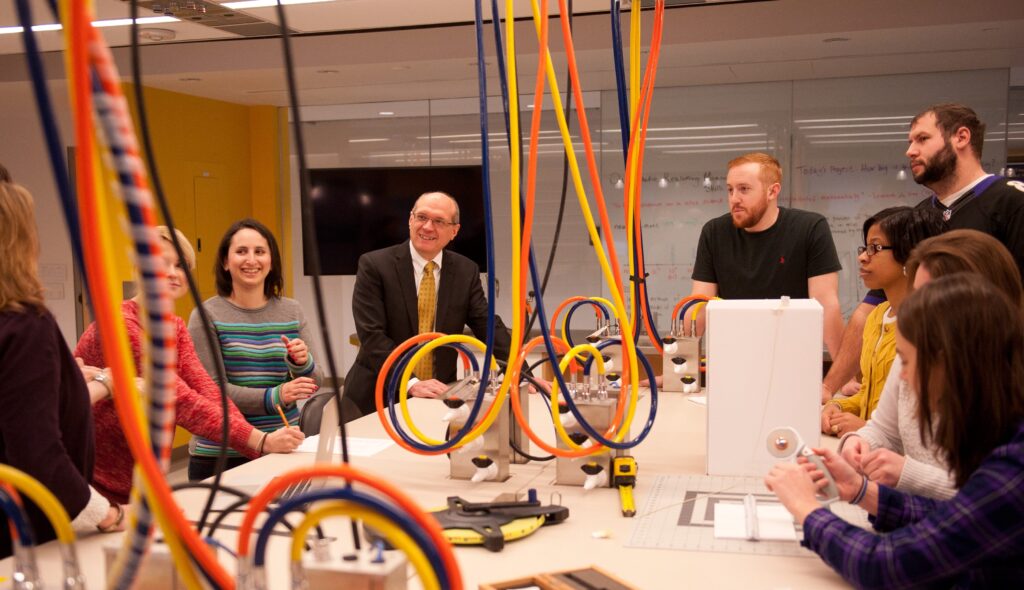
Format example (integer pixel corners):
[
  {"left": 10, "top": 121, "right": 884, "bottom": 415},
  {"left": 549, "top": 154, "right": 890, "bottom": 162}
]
[{"left": 0, "top": 392, "right": 850, "bottom": 589}]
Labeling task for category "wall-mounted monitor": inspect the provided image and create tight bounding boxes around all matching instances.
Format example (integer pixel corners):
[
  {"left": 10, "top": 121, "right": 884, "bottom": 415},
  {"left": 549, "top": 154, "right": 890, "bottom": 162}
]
[{"left": 303, "top": 166, "right": 487, "bottom": 275}]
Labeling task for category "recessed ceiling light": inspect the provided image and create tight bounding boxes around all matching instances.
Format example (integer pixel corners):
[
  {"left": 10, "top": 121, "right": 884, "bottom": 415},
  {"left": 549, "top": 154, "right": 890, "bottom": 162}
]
[
  {"left": 823, "top": 37, "right": 851, "bottom": 43},
  {"left": 378, "top": 111, "right": 395, "bottom": 116},
  {"left": 348, "top": 138, "right": 390, "bottom": 143},
  {"left": 0, "top": 16, "right": 177, "bottom": 35}
]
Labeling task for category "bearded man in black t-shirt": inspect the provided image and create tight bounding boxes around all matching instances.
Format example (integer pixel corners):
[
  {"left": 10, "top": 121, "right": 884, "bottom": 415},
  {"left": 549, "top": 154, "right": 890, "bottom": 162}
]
[
  {"left": 909, "top": 103, "right": 1024, "bottom": 273},
  {"left": 689, "top": 152, "right": 844, "bottom": 359}
]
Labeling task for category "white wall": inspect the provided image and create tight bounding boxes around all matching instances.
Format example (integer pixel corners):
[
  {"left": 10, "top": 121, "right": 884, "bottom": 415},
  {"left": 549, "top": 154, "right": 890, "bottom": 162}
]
[{"left": 0, "top": 81, "right": 78, "bottom": 345}]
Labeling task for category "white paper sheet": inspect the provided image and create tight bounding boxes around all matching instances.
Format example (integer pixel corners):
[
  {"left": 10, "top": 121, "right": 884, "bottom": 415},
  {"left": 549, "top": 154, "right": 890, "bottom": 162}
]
[
  {"left": 295, "top": 434, "right": 394, "bottom": 457},
  {"left": 713, "top": 502, "right": 797, "bottom": 541},
  {"left": 687, "top": 395, "right": 707, "bottom": 406}
]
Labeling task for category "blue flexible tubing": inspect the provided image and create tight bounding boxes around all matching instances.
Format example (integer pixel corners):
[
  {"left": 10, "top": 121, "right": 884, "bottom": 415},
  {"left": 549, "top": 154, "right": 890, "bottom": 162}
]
[
  {"left": 0, "top": 488, "right": 36, "bottom": 547},
  {"left": 252, "top": 488, "right": 449, "bottom": 590},
  {"left": 385, "top": 342, "right": 485, "bottom": 451},
  {"left": 382, "top": 0, "right": 501, "bottom": 453},
  {"left": 677, "top": 298, "right": 706, "bottom": 323},
  {"left": 610, "top": 0, "right": 631, "bottom": 161},
  {"left": 562, "top": 299, "right": 612, "bottom": 349},
  {"left": 573, "top": 338, "right": 658, "bottom": 448},
  {"left": 485, "top": 0, "right": 657, "bottom": 451}
]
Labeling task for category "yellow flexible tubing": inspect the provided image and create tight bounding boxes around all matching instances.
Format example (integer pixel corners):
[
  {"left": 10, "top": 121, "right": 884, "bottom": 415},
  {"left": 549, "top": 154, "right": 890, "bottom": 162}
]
[{"left": 290, "top": 502, "right": 439, "bottom": 590}]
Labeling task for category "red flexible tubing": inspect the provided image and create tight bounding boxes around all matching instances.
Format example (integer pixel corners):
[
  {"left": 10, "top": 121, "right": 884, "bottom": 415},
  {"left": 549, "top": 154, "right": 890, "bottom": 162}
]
[{"left": 235, "top": 465, "right": 461, "bottom": 590}]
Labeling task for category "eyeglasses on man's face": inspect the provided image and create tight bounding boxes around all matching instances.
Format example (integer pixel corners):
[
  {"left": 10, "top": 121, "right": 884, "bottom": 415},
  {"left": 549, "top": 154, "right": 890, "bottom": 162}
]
[
  {"left": 411, "top": 212, "right": 457, "bottom": 228},
  {"left": 857, "top": 243, "right": 894, "bottom": 257}
]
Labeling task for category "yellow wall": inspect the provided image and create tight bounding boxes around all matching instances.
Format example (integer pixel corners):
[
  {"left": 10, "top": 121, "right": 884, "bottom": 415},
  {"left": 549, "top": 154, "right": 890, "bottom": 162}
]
[
  {"left": 120, "top": 84, "right": 290, "bottom": 447},
  {"left": 122, "top": 83, "right": 290, "bottom": 318}
]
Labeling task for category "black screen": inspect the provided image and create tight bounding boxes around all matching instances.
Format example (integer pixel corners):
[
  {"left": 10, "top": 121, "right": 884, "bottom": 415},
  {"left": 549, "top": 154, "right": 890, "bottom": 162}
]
[{"left": 303, "top": 166, "right": 487, "bottom": 275}]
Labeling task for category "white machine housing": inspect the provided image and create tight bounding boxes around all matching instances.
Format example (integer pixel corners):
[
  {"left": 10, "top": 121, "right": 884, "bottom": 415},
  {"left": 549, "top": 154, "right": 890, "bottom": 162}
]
[{"left": 705, "top": 298, "right": 822, "bottom": 476}]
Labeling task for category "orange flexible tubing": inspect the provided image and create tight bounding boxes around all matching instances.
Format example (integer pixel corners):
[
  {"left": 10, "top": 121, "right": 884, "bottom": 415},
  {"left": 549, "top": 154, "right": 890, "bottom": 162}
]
[
  {"left": 549, "top": 0, "right": 640, "bottom": 402},
  {"left": 624, "top": 0, "right": 666, "bottom": 352},
  {"left": 548, "top": 296, "right": 603, "bottom": 336},
  {"left": 68, "top": 6, "right": 231, "bottom": 587},
  {"left": 374, "top": 332, "right": 493, "bottom": 456},
  {"left": 519, "top": 0, "right": 548, "bottom": 357},
  {"left": 235, "top": 465, "right": 461, "bottom": 590},
  {"left": 549, "top": 1, "right": 626, "bottom": 303},
  {"left": 534, "top": 2, "right": 636, "bottom": 440},
  {"left": 671, "top": 295, "right": 711, "bottom": 324},
  {"left": 509, "top": 336, "right": 624, "bottom": 458}
]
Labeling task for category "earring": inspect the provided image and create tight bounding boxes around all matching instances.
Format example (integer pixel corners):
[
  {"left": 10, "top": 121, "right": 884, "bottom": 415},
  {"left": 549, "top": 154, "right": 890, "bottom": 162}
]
[{"left": 902, "top": 265, "right": 907, "bottom": 276}]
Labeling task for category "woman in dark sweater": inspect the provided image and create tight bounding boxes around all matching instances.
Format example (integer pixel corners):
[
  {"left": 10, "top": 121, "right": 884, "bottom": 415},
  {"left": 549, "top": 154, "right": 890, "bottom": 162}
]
[{"left": 0, "top": 182, "right": 122, "bottom": 558}]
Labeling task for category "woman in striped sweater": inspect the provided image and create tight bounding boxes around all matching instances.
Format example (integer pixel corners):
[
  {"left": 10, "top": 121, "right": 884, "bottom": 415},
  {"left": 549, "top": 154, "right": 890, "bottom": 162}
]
[
  {"left": 189, "top": 219, "right": 322, "bottom": 480},
  {"left": 75, "top": 226, "right": 304, "bottom": 500}
]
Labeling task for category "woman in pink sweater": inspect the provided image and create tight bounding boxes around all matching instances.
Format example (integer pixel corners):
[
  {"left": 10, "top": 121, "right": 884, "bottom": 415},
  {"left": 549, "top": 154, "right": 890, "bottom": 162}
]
[{"left": 74, "top": 226, "right": 303, "bottom": 503}]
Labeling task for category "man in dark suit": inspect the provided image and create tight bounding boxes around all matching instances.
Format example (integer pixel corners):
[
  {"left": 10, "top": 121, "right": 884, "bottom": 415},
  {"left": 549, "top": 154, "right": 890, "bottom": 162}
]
[{"left": 343, "top": 191, "right": 512, "bottom": 419}]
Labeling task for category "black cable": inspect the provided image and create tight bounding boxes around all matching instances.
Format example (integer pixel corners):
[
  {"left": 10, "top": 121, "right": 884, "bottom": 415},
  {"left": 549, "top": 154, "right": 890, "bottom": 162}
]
[
  {"left": 510, "top": 436, "right": 554, "bottom": 462},
  {"left": 129, "top": 0, "right": 233, "bottom": 535},
  {"left": 273, "top": 0, "right": 360, "bottom": 551},
  {"left": 172, "top": 483, "right": 325, "bottom": 548}
]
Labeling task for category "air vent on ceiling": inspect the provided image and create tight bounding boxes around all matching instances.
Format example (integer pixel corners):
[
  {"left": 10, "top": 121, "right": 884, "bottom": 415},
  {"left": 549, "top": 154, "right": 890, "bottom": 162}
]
[{"left": 122, "top": 0, "right": 295, "bottom": 37}]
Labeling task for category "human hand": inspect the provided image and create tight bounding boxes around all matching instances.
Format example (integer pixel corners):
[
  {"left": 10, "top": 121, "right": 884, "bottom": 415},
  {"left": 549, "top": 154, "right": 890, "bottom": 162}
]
[
  {"left": 808, "top": 447, "right": 864, "bottom": 502},
  {"left": 409, "top": 379, "right": 448, "bottom": 399},
  {"left": 861, "top": 448, "right": 906, "bottom": 487},
  {"left": 829, "top": 413, "right": 866, "bottom": 437},
  {"left": 97, "top": 504, "right": 126, "bottom": 533},
  {"left": 820, "top": 403, "right": 841, "bottom": 434},
  {"left": 840, "top": 379, "right": 861, "bottom": 397},
  {"left": 281, "top": 335, "right": 309, "bottom": 366},
  {"left": 840, "top": 436, "right": 871, "bottom": 472},
  {"left": 76, "top": 357, "right": 104, "bottom": 382},
  {"left": 281, "top": 377, "right": 317, "bottom": 403},
  {"left": 263, "top": 426, "right": 305, "bottom": 454},
  {"left": 527, "top": 378, "right": 552, "bottom": 395},
  {"left": 764, "top": 462, "right": 821, "bottom": 524}
]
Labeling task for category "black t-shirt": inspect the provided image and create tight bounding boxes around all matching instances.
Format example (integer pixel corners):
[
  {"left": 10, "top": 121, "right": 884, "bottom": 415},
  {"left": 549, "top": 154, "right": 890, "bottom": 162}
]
[
  {"left": 692, "top": 207, "right": 842, "bottom": 299},
  {"left": 916, "top": 176, "right": 1024, "bottom": 275}
]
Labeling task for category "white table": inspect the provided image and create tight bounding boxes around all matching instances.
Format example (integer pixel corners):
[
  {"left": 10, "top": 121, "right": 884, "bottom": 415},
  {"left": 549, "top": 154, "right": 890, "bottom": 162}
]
[{"left": 1, "top": 393, "right": 849, "bottom": 589}]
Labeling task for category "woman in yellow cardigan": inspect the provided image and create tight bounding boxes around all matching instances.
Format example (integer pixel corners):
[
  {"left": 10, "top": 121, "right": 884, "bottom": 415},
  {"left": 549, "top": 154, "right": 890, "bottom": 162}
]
[{"left": 821, "top": 206, "right": 944, "bottom": 437}]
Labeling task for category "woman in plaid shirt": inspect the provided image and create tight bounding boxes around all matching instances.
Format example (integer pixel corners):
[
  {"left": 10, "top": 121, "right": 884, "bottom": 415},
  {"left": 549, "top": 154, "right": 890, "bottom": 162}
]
[{"left": 767, "top": 275, "right": 1024, "bottom": 588}]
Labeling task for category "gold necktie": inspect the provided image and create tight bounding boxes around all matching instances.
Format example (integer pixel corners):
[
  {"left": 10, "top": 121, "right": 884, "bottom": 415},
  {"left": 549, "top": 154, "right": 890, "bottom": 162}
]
[{"left": 416, "top": 260, "right": 437, "bottom": 379}]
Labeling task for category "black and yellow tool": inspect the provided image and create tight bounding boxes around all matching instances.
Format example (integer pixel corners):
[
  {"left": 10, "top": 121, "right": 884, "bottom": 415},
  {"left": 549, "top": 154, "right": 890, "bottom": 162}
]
[
  {"left": 613, "top": 456, "right": 638, "bottom": 517},
  {"left": 429, "top": 494, "right": 568, "bottom": 552}
]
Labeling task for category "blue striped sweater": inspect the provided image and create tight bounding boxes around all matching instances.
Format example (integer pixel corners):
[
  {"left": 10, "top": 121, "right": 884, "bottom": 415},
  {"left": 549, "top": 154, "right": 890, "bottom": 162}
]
[{"left": 188, "top": 296, "right": 322, "bottom": 458}]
